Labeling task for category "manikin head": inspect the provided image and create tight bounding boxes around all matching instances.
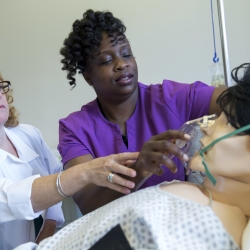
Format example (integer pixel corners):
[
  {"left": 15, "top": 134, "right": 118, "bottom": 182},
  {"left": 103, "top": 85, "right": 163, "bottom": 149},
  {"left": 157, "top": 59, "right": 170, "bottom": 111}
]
[{"left": 189, "top": 63, "right": 250, "bottom": 185}]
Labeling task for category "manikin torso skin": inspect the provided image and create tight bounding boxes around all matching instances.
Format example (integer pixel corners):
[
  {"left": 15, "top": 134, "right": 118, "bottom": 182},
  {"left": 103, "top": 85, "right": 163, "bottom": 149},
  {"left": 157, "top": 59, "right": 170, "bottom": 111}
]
[
  {"left": 161, "top": 179, "right": 248, "bottom": 248},
  {"left": 161, "top": 112, "right": 250, "bottom": 247}
]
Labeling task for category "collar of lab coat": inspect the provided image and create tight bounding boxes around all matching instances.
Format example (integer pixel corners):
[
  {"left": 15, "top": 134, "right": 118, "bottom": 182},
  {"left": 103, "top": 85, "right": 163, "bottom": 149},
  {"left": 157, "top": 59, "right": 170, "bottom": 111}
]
[{"left": 0, "top": 126, "right": 39, "bottom": 164}]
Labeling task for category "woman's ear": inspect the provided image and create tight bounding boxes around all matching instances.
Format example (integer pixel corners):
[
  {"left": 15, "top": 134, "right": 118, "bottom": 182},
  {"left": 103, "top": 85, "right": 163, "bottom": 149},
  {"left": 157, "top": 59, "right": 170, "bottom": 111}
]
[{"left": 83, "top": 72, "right": 93, "bottom": 86}]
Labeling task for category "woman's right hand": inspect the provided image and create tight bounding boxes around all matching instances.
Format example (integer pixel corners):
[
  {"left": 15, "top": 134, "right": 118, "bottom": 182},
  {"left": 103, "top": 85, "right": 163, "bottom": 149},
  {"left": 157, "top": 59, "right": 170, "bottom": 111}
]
[
  {"left": 131, "top": 130, "right": 190, "bottom": 178},
  {"left": 83, "top": 152, "right": 139, "bottom": 194}
]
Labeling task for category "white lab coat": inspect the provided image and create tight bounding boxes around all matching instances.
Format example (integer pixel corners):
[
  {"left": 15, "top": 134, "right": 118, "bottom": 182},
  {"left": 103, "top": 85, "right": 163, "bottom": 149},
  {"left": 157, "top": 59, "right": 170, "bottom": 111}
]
[{"left": 0, "top": 124, "right": 64, "bottom": 249}]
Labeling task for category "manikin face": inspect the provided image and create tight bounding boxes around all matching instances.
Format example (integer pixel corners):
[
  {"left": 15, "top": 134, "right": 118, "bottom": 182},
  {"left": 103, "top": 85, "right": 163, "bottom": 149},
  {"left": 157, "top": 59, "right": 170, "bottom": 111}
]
[
  {"left": 83, "top": 32, "right": 138, "bottom": 102},
  {"left": 189, "top": 112, "right": 250, "bottom": 184},
  {"left": 0, "top": 82, "right": 9, "bottom": 126}
]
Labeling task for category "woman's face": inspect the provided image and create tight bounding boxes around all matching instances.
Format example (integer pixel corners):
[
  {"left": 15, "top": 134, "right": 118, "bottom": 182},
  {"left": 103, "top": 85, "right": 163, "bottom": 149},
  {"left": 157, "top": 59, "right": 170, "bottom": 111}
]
[
  {"left": 83, "top": 32, "right": 138, "bottom": 103},
  {"left": 189, "top": 112, "right": 250, "bottom": 183},
  {"left": 0, "top": 82, "right": 9, "bottom": 126}
]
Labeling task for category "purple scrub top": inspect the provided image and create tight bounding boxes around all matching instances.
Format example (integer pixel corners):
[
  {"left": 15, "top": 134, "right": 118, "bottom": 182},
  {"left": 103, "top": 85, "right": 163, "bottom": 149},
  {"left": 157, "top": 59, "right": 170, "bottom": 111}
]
[{"left": 58, "top": 80, "right": 214, "bottom": 188}]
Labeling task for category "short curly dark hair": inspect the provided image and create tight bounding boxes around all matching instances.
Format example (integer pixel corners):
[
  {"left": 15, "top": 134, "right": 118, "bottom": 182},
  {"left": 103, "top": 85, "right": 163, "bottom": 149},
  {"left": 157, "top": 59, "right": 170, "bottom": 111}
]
[
  {"left": 60, "top": 9, "right": 126, "bottom": 88},
  {"left": 217, "top": 63, "right": 250, "bottom": 135}
]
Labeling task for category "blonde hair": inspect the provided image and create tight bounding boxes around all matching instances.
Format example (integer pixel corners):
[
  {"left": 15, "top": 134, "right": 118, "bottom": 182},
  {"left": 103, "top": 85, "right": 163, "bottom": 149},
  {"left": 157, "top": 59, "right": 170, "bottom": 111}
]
[{"left": 0, "top": 73, "right": 19, "bottom": 127}]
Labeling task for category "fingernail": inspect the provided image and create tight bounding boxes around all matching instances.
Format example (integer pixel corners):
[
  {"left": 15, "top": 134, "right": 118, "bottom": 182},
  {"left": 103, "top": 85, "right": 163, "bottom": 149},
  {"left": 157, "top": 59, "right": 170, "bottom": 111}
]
[
  {"left": 184, "top": 134, "right": 191, "bottom": 139},
  {"left": 131, "top": 171, "right": 136, "bottom": 177},
  {"left": 183, "top": 154, "right": 189, "bottom": 161},
  {"left": 125, "top": 189, "right": 131, "bottom": 194}
]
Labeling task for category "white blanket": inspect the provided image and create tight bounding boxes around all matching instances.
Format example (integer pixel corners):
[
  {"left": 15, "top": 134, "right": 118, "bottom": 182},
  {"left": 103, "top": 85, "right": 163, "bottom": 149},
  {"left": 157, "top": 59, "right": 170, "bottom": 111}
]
[{"left": 28, "top": 182, "right": 239, "bottom": 250}]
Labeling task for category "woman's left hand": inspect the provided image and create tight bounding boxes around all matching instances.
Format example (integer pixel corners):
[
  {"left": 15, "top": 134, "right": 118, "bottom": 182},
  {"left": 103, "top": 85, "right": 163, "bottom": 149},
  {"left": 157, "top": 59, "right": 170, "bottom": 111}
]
[
  {"left": 129, "top": 130, "right": 190, "bottom": 178},
  {"left": 84, "top": 152, "right": 139, "bottom": 194}
]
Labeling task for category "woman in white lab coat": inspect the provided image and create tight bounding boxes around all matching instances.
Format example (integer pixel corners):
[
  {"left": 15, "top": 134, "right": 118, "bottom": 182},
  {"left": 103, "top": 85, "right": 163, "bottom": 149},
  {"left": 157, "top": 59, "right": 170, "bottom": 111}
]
[{"left": 0, "top": 73, "right": 139, "bottom": 249}]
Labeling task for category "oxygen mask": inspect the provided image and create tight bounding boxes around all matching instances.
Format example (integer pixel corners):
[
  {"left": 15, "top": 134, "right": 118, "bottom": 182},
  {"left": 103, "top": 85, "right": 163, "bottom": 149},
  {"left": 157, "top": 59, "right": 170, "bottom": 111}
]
[{"left": 171, "top": 114, "right": 217, "bottom": 175}]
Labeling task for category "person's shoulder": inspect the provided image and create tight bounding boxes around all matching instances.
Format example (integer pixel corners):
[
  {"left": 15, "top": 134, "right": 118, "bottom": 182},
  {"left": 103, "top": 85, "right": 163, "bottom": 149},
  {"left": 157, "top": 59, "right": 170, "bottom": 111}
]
[
  {"left": 60, "top": 99, "right": 98, "bottom": 123},
  {"left": 6, "top": 124, "right": 43, "bottom": 147},
  {"left": 138, "top": 81, "right": 161, "bottom": 90},
  {"left": 137, "top": 82, "right": 162, "bottom": 97},
  {"left": 162, "top": 79, "right": 210, "bottom": 88},
  {"left": 138, "top": 80, "right": 194, "bottom": 97},
  {"left": 160, "top": 79, "right": 214, "bottom": 98},
  {"left": 138, "top": 82, "right": 151, "bottom": 89},
  {"left": 139, "top": 79, "right": 211, "bottom": 88},
  {"left": 9, "top": 124, "right": 39, "bottom": 134},
  {"left": 138, "top": 79, "right": 211, "bottom": 92},
  {"left": 11, "top": 124, "right": 42, "bottom": 138}
]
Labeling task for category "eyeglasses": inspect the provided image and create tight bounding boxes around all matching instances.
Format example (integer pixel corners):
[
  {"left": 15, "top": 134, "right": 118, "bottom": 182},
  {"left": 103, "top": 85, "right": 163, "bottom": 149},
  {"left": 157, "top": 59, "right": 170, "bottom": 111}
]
[{"left": 0, "top": 81, "right": 11, "bottom": 94}]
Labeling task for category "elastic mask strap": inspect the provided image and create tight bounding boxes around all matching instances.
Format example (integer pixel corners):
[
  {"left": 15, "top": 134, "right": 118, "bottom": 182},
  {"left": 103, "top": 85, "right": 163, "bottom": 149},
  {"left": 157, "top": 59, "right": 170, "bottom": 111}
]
[{"left": 199, "top": 123, "right": 250, "bottom": 185}]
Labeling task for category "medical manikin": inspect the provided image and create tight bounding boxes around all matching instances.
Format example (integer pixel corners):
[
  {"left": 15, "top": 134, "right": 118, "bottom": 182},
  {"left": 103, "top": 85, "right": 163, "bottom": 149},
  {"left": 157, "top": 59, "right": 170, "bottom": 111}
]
[{"left": 19, "top": 63, "right": 250, "bottom": 250}]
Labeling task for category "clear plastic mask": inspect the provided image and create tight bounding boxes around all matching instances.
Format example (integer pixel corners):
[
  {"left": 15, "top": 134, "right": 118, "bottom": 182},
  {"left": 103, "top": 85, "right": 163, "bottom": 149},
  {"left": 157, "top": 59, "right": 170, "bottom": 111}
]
[
  {"left": 172, "top": 114, "right": 217, "bottom": 174},
  {"left": 135, "top": 114, "right": 217, "bottom": 191}
]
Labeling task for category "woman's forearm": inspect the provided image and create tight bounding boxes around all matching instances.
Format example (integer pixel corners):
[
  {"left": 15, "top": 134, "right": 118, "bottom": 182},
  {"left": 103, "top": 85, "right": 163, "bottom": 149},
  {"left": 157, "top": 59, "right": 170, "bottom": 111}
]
[
  {"left": 31, "top": 164, "right": 89, "bottom": 212},
  {"left": 31, "top": 152, "right": 138, "bottom": 213}
]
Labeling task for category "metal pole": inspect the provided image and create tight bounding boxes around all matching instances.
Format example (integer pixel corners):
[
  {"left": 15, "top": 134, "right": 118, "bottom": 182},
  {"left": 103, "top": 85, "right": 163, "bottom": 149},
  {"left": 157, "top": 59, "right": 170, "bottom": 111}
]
[{"left": 217, "top": 0, "right": 232, "bottom": 86}]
